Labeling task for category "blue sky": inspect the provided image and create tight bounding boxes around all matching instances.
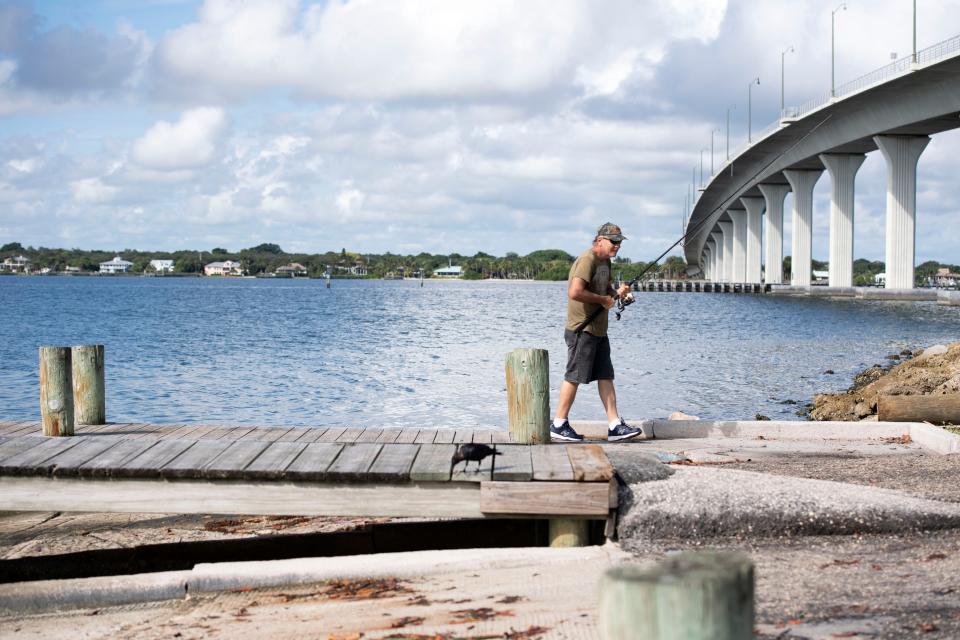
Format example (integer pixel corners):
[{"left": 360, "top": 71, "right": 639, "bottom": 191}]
[{"left": 1, "top": 0, "right": 958, "bottom": 265}]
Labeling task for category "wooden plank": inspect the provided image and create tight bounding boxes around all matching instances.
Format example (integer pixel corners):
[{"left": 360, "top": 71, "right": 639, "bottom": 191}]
[
  {"left": 155, "top": 424, "right": 192, "bottom": 439},
  {"left": 316, "top": 427, "right": 346, "bottom": 443},
  {"left": 432, "top": 430, "right": 456, "bottom": 444},
  {"left": 284, "top": 443, "right": 344, "bottom": 481},
  {"left": 0, "top": 437, "right": 83, "bottom": 475},
  {"left": 0, "top": 436, "right": 47, "bottom": 465},
  {"left": 414, "top": 429, "right": 438, "bottom": 444},
  {"left": 491, "top": 444, "right": 533, "bottom": 481},
  {"left": 6, "top": 422, "right": 42, "bottom": 437},
  {"left": 160, "top": 439, "right": 233, "bottom": 479},
  {"left": 0, "top": 476, "right": 484, "bottom": 518},
  {"left": 394, "top": 429, "right": 421, "bottom": 444},
  {"left": 116, "top": 439, "right": 196, "bottom": 477},
  {"left": 453, "top": 429, "right": 474, "bottom": 443},
  {"left": 45, "top": 438, "right": 124, "bottom": 476},
  {"left": 325, "top": 443, "right": 382, "bottom": 481},
  {"left": 204, "top": 440, "right": 271, "bottom": 479},
  {"left": 335, "top": 428, "right": 364, "bottom": 443},
  {"left": 409, "top": 444, "right": 456, "bottom": 482},
  {"left": 354, "top": 429, "right": 383, "bottom": 443},
  {"left": 375, "top": 429, "right": 402, "bottom": 444},
  {"left": 197, "top": 427, "right": 234, "bottom": 440},
  {"left": 490, "top": 430, "right": 513, "bottom": 444},
  {"left": 566, "top": 444, "right": 614, "bottom": 482},
  {"left": 125, "top": 424, "right": 169, "bottom": 440},
  {"left": 366, "top": 444, "right": 420, "bottom": 482},
  {"left": 218, "top": 426, "right": 257, "bottom": 441},
  {"left": 879, "top": 394, "right": 960, "bottom": 423},
  {"left": 480, "top": 481, "right": 610, "bottom": 516},
  {"left": 244, "top": 442, "right": 308, "bottom": 480},
  {"left": 295, "top": 428, "right": 329, "bottom": 443},
  {"left": 0, "top": 421, "right": 30, "bottom": 435},
  {"left": 531, "top": 445, "right": 575, "bottom": 481},
  {"left": 174, "top": 424, "right": 220, "bottom": 440},
  {"left": 276, "top": 427, "right": 312, "bottom": 442},
  {"left": 470, "top": 430, "right": 497, "bottom": 444},
  {"left": 76, "top": 423, "right": 120, "bottom": 435},
  {"left": 77, "top": 439, "right": 158, "bottom": 477}
]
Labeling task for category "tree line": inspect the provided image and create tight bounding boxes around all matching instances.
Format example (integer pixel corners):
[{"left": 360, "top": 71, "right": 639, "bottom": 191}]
[{"left": 0, "top": 241, "right": 687, "bottom": 281}]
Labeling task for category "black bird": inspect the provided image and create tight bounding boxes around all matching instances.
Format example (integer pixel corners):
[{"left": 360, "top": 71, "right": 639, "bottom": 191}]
[{"left": 450, "top": 443, "right": 499, "bottom": 473}]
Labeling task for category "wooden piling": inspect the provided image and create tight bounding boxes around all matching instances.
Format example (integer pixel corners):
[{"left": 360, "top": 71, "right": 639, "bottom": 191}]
[
  {"left": 39, "top": 346, "right": 74, "bottom": 437},
  {"left": 599, "top": 551, "right": 754, "bottom": 640},
  {"left": 72, "top": 344, "right": 105, "bottom": 425},
  {"left": 878, "top": 394, "right": 960, "bottom": 425},
  {"left": 504, "top": 348, "right": 550, "bottom": 444},
  {"left": 548, "top": 519, "right": 589, "bottom": 547}
]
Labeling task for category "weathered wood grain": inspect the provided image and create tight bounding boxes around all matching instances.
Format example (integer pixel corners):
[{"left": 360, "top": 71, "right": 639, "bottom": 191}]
[
  {"left": 335, "top": 428, "right": 365, "bottom": 443},
  {"left": 490, "top": 430, "right": 513, "bottom": 444},
  {"left": 0, "top": 476, "right": 485, "bottom": 518},
  {"left": 39, "top": 346, "right": 74, "bottom": 436},
  {"left": 219, "top": 426, "right": 257, "bottom": 441},
  {"left": 283, "top": 443, "right": 344, "bottom": 481},
  {"left": 366, "top": 444, "right": 419, "bottom": 481},
  {"left": 0, "top": 437, "right": 82, "bottom": 474},
  {"left": 491, "top": 444, "right": 533, "bottom": 481},
  {"left": 203, "top": 440, "right": 271, "bottom": 479},
  {"left": 504, "top": 348, "right": 550, "bottom": 444},
  {"left": 316, "top": 427, "right": 347, "bottom": 443},
  {"left": 76, "top": 439, "right": 158, "bottom": 477},
  {"left": 532, "top": 445, "right": 575, "bottom": 481},
  {"left": 116, "top": 439, "right": 195, "bottom": 477},
  {"left": 452, "top": 429, "right": 474, "bottom": 443},
  {"left": 354, "top": 429, "right": 384, "bottom": 443},
  {"left": 0, "top": 436, "right": 47, "bottom": 465},
  {"left": 414, "top": 429, "right": 438, "bottom": 444},
  {"left": 294, "top": 428, "right": 329, "bottom": 443},
  {"left": 71, "top": 344, "right": 105, "bottom": 425},
  {"left": 244, "top": 442, "right": 308, "bottom": 480},
  {"left": 160, "top": 439, "right": 233, "bottom": 479},
  {"left": 480, "top": 481, "right": 610, "bottom": 516},
  {"left": 375, "top": 429, "right": 402, "bottom": 444},
  {"left": 394, "top": 429, "right": 421, "bottom": 444},
  {"left": 44, "top": 437, "right": 122, "bottom": 476},
  {"left": 432, "top": 430, "right": 456, "bottom": 444},
  {"left": 566, "top": 444, "right": 614, "bottom": 482},
  {"left": 325, "top": 443, "right": 382, "bottom": 481},
  {"left": 409, "top": 444, "right": 456, "bottom": 482}
]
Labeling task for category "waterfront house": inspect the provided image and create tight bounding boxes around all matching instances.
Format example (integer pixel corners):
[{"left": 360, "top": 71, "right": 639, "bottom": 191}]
[
  {"left": 874, "top": 272, "right": 886, "bottom": 287},
  {"left": 64, "top": 266, "right": 81, "bottom": 274},
  {"left": 350, "top": 262, "right": 368, "bottom": 276},
  {"left": 930, "top": 267, "right": 960, "bottom": 288},
  {"left": 204, "top": 260, "right": 242, "bottom": 276},
  {"left": 812, "top": 270, "right": 829, "bottom": 285},
  {"left": 149, "top": 259, "right": 175, "bottom": 274},
  {"left": 434, "top": 264, "right": 462, "bottom": 278},
  {"left": 275, "top": 262, "right": 308, "bottom": 277},
  {"left": 99, "top": 256, "right": 133, "bottom": 274},
  {"left": 0, "top": 255, "right": 30, "bottom": 273}
]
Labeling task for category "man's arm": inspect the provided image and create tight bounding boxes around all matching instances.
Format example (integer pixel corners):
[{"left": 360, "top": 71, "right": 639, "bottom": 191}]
[{"left": 569, "top": 277, "right": 615, "bottom": 309}]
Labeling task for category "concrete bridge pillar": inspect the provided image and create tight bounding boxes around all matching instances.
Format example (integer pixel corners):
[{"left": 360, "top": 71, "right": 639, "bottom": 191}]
[
  {"left": 820, "top": 153, "right": 865, "bottom": 288},
  {"left": 710, "top": 233, "right": 722, "bottom": 281},
  {"left": 874, "top": 135, "right": 930, "bottom": 289},
  {"left": 758, "top": 184, "right": 789, "bottom": 284},
  {"left": 740, "top": 197, "right": 764, "bottom": 284},
  {"left": 703, "top": 247, "right": 711, "bottom": 280},
  {"left": 783, "top": 170, "right": 823, "bottom": 287},
  {"left": 719, "top": 222, "right": 734, "bottom": 283},
  {"left": 729, "top": 210, "right": 747, "bottom": 283}
]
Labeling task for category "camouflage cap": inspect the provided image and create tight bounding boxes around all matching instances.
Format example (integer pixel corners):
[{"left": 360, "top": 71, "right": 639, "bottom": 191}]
[{"left": 596, "top": 222, "right": 627, "bottom": 242}]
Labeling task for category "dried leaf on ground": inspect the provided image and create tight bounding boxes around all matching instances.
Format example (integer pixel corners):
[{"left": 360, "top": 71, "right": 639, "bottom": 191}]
[
  {"left": 450, "top": 607, "right": 513, "bottom": 623},
  {"left": 882, "top": 434, "right": 913, "bottom": 445},
  {"left": 819, "top": 559, "right": 860, "bottom": 569},
  {"left": 390, "top": 617, "right": 426, "bottom": 629},
  {"left": 325, "top": 577, "right": 412, "bottom": 600}
]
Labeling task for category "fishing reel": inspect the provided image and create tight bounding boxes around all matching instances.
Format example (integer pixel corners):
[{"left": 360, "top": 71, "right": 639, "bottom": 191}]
[{"left": 614, "top": 292, "right": 635, "bottom": 321}]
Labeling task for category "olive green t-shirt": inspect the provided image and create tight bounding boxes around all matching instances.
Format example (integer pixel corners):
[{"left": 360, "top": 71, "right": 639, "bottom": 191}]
[{"left": 565, "top": 248, "right": 612, "bottom": 336}]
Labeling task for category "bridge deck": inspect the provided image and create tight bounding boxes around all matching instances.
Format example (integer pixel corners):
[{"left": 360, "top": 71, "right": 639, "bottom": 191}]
[{"left": 0, "top": 421, "right": 615, "bottom": 519}]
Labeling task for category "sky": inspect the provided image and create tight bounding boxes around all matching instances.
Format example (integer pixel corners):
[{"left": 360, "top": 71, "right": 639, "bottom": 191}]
[{"left": 1, "top": 0, "right": 958, "bottom": 264}]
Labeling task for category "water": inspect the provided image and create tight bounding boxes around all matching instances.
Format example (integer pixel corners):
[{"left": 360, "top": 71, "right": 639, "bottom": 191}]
[{"left": 1, "top": 276, "right": 958, "bottom": 427}]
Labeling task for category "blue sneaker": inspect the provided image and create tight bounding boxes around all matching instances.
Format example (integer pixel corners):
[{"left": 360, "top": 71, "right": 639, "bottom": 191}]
[
  {"left": 608, "top": 419, "right": 644, "bottom": 442},
  {"left": 550, "top": 420, "right": 584, "bottom": 442}
]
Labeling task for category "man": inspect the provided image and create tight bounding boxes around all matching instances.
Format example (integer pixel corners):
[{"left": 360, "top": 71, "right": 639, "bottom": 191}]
[{"left": 550, "top": 222, "right": 645, "bottom": 442}]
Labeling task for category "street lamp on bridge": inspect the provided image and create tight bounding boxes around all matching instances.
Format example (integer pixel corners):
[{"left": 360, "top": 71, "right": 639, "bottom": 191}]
[
  {"left": 710, "top": 128, "right": 720, "bottom": 175},
  {"left": 781, "top": 45, "right": 795, "bottom": 114},
  {"left": 831, "top": 3, "right": 847, "bottom": 97},
  {"left": 747, "top": 77, "right": 760, "bottom": 143},
  {"left": 725, "top": 104, "right": 736, "bottom": 161}
]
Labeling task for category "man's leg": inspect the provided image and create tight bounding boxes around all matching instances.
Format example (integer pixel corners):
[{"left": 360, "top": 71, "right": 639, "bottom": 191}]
[
  {"left": 555, "top": 380, "right": 579, "bottom": 421},
  {"left": 597, "top": 378, "right": 619, "bottom": 423}
]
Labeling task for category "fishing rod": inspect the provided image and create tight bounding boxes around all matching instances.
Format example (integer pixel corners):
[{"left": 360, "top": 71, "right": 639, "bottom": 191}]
[{"left": 574, "top": 113, "right": 834, "bottom": 333}]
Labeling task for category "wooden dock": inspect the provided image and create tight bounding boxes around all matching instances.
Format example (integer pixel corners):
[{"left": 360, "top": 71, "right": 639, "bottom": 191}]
[{"left": 0, "top": 421, "right": 616, "bottom": 522}]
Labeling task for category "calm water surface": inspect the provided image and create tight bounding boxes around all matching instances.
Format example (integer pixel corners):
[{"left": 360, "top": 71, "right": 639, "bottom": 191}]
[{"left": 1, "top": 276, "right": 958, "bottom": 426}]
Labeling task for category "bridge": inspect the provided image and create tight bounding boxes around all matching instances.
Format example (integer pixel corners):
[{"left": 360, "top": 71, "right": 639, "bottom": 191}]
[{"left": 684, "top": 34, "right": 960, "bottom": 292}]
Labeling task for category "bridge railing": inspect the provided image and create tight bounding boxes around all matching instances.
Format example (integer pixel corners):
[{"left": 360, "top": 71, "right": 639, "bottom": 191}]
[{"left": 715, "top": 33, "right": 960, "bottom": 175}]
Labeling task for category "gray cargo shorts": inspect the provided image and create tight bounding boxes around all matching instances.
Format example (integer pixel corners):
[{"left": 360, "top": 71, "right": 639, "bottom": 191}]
[{"left": 564, "top": 329, "right": 614, "bottom": 384}]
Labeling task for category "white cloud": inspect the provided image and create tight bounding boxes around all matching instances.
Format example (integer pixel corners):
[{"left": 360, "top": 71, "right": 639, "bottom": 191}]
[
  {"left": 70, "top": 178, "right": 118, "bottom": 204},
  {"left": 131, "top": 107, "right": 227, "bottom": 170}
]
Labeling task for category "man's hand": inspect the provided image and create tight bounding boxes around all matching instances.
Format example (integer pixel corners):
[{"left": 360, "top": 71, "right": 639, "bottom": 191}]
[{"left": 601, "top": 295, "right": 616, "bottom": 309}]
